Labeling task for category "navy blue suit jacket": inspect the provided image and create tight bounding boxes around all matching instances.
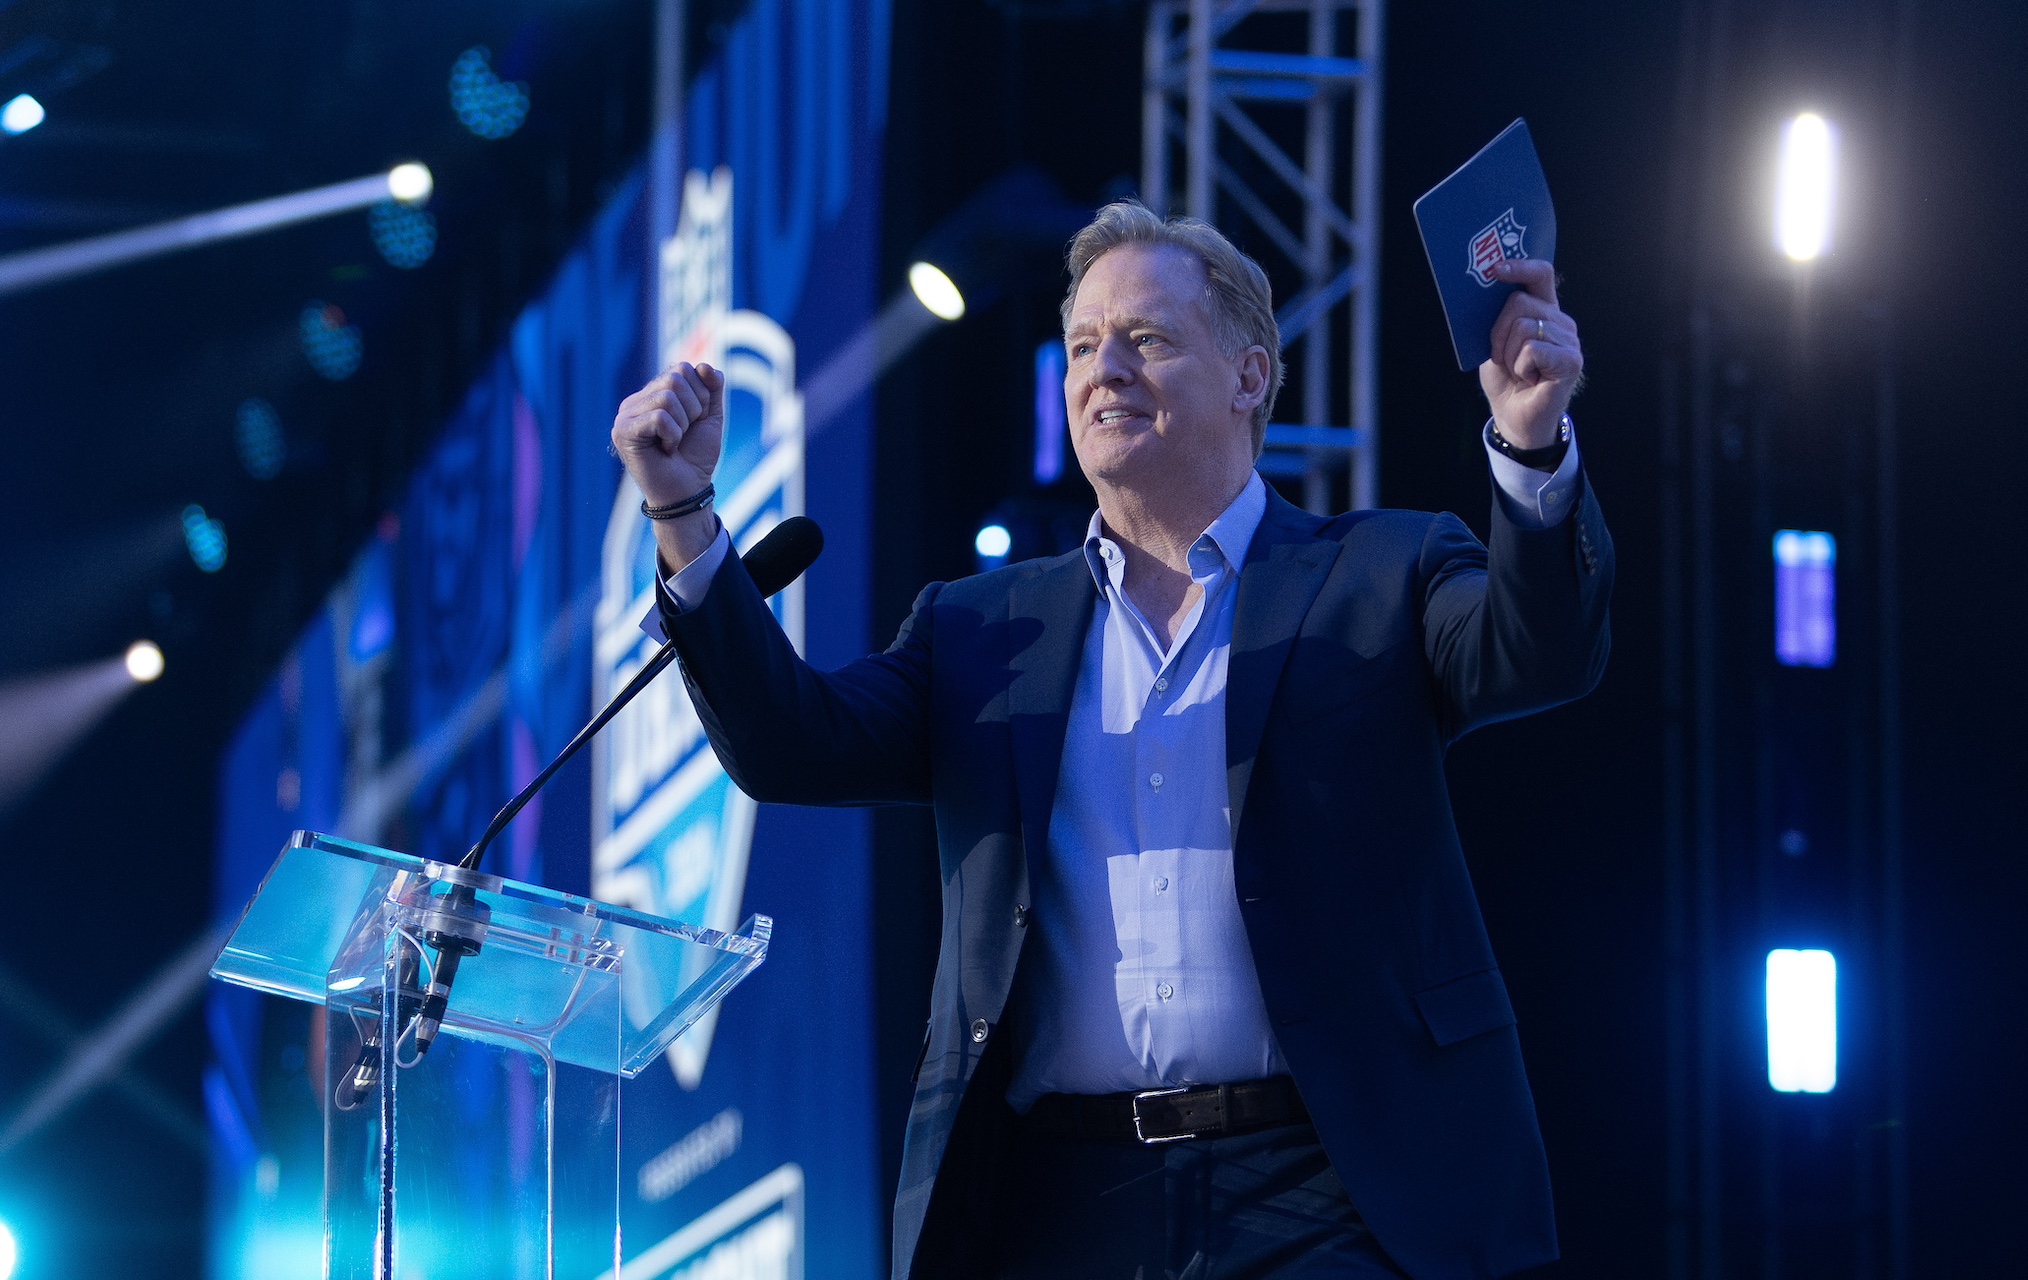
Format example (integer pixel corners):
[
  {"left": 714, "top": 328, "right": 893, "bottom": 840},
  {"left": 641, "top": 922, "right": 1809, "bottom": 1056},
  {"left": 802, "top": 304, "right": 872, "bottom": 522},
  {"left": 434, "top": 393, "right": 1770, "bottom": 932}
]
[{"left": 663, "top": 477, "right": 1614, "bottom": 1279}]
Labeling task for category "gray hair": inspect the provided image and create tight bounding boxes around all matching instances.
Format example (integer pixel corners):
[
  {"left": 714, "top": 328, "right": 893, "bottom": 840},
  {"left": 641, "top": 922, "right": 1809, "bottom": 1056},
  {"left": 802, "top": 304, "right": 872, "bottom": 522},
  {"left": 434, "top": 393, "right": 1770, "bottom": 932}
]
[{"left": 1060, "top": 200, "right": 1283, "bottom": 458}]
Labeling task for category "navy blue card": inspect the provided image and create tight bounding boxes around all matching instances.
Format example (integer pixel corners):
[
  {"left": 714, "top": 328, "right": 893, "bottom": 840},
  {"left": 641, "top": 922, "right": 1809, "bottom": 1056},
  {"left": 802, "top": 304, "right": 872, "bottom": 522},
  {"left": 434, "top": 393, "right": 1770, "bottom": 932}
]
[{"left": 1412, "top": 119, "right": 1556, "bottom": 370}]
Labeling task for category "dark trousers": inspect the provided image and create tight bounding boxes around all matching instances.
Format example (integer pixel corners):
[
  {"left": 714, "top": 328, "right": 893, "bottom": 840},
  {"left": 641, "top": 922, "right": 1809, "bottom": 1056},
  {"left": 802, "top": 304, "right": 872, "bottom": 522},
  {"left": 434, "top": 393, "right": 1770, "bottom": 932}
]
[{"left": 989, "top": 1120, "right": 1409, "bottom": 1279}]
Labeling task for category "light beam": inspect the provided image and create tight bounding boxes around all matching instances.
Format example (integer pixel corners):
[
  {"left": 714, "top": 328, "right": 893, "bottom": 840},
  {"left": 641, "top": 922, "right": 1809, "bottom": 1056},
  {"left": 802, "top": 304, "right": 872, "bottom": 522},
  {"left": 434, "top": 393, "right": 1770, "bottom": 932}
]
[
  {"left": 0, "top": 655, "right": 149, "bottom": 813},
  {"left": 0, "top": 163, "right": 434, "bottom": 297}
]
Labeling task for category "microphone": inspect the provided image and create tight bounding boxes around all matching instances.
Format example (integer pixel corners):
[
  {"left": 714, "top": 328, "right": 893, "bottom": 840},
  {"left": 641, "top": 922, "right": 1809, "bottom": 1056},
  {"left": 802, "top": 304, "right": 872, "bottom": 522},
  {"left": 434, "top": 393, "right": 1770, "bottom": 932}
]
[
  {"left": 741, "top": 514, "right": 824, "bottom": 599},
  {"left": 332, "top": 515, "right": 823, "bottom": 1110}
]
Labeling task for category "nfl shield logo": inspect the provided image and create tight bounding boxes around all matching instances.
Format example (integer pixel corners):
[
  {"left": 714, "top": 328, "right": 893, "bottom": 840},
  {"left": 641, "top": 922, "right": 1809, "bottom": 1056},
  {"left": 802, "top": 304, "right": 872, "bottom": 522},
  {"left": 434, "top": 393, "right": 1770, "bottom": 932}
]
[
  {"left": 1468, "top": 208, "right": 1528, "bottom": 286},
  {"left": 593, "top": 165, "right": 806, "bottom": 1089}
]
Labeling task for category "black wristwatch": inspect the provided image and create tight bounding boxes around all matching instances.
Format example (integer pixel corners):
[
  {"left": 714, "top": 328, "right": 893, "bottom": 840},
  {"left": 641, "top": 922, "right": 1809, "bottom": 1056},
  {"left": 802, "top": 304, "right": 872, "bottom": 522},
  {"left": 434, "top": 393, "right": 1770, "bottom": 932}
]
[{"left": 1489, "top": 414, "right": 1572, "bottom": 470}]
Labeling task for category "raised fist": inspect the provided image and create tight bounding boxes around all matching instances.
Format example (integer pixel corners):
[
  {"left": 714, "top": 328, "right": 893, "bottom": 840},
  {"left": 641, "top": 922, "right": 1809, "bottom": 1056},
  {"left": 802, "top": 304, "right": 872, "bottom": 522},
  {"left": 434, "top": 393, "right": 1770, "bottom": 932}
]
[
  {"left": 611, "top": 362, "right": 726, "bottom": 569},
  {"left": 611, "top": 362, "right": 726, "bottom": 508}
]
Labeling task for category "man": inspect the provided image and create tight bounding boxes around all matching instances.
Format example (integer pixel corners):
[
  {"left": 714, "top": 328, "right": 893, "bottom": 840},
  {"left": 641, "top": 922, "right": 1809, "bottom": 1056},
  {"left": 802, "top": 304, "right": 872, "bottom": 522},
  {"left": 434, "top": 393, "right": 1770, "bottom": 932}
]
[{"left": 611, "top": 201, "right": 1611, "bottom": 1279}]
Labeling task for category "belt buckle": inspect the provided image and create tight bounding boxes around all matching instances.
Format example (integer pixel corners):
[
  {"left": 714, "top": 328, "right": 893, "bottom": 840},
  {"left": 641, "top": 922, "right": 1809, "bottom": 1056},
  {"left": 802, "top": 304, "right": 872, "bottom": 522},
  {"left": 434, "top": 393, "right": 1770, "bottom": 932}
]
[{"left": 1130, "top": 1086, "right": 1195, "bottom": 1145}]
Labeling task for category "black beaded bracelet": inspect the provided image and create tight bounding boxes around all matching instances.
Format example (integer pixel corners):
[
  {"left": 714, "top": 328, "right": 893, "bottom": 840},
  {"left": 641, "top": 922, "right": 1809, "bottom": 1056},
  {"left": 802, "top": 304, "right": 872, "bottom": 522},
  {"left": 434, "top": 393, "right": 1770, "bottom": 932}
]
[
  {"left": 1489, "top": 414, "right": 1572, "bottom": 469},
  {"left": 641, "top": 482, "right": 715, "bottom": 521}
]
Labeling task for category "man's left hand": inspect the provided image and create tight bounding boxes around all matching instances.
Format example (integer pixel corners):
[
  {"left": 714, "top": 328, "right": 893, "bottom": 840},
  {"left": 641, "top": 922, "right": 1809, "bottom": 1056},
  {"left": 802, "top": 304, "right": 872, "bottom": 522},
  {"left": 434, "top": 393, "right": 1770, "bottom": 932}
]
[{"left": 1479, "top": 258, "right": 1583, "bottom": 449}]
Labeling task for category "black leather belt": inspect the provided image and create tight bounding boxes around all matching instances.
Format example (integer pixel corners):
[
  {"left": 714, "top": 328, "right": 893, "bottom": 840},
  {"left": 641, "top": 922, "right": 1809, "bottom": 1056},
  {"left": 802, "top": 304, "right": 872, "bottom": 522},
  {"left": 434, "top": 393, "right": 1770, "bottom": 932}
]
[{"left": 1021, "top": 1076, "right": 1310, "bottom": 1145}]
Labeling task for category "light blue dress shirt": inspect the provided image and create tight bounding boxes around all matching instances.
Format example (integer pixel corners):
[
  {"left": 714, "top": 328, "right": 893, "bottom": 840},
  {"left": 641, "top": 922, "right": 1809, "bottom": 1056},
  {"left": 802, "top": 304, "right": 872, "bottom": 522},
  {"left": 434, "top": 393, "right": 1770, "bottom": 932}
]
[
  {"left": 651, "top": 426, "right": 1581, "bottom": 1108},
  {"left": 1004, "top": 472, "right": 1286, "bottom": 1108}
]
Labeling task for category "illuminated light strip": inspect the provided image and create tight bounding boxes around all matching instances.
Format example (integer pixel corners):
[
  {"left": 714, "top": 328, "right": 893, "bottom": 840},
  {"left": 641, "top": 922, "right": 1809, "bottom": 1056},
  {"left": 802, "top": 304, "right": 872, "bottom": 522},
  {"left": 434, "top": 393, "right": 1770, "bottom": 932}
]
[
  {"left": 597, "top": 1162, "right": 803, "bottom": 1280},
  {"left": 1767, "top": 948, "right": 1838, "bottom": 1093},
  {"left": 0, "top": 168, "right": 425, "bottom": 297}
]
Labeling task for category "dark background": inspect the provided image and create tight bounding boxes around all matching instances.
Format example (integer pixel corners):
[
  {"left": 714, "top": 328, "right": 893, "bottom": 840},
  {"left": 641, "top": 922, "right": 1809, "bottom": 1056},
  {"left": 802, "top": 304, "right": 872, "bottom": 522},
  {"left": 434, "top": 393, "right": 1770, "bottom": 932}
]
[{"left": 0, "top": 0, "right": 2022, "bottom": 1275}]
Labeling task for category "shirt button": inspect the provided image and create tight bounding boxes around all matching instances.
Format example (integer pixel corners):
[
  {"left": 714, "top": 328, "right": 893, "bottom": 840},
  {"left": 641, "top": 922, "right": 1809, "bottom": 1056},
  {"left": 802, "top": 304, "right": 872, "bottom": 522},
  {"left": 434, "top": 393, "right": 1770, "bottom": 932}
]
[
  {"left": 970, "top": 1018, "right": 989, "bottom": 1044},
  {"left": 1153, "top": 876, "right": 1169, "bottom": 893},
  {"left": 1156, "top": 982, "right": 1174, "bottom": 1001},
  {"left": 1149, "top": 772, "right": 1164, "bottom": 789},
  {"left": 1013, "top": 904, "right": 1029, "bottom": 928},
  {"left": 1154, "top": 676, "right": 1169, "bottom": 694}
]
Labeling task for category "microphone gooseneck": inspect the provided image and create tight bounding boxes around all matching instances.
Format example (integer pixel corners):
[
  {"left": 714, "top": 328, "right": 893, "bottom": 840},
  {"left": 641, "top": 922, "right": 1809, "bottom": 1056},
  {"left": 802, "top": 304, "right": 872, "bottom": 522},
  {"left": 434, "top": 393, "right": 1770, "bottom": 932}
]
[{"left": 335, "top": 516, "right": 824, "bottom": 1108}]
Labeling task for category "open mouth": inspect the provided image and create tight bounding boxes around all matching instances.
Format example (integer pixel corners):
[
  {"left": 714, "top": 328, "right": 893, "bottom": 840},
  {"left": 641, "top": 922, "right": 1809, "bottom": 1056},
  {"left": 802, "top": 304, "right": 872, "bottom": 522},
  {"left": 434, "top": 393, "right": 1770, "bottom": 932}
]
[{"left": 1095, "top": 408, "right": 1144, "bottom": 426}]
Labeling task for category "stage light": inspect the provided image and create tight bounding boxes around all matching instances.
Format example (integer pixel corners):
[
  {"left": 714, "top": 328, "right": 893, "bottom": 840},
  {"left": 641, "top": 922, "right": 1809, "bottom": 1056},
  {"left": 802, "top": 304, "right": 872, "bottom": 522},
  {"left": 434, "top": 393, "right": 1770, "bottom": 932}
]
[
  {"left": 1773, "top": 530, "right": 1836, "bottom": 668},
  {"left": 386, "top": 161, "right": 433, "bottom": 205},
  {"left": 909, "top": 262, "right": 966, "bottom": 321},
  {"left": 369, "top": 200, "right": 436, "bottom": 269},
  {"left": 0, "top": 1218, "right": 16, "bottom": 1280},
  {"left": 182, "top": 504, "right": 227, "bottom": 573},
  {"left": 1775, "top": 113, "right": 1837, "bottom": 262},
  {"left": 0, "top": 169, "right": 436, "bottom": 298},
  {"left": 300, "top": 302, "right": 363, "bottom": 380},
  {"left": 125, "top": 640, "right": 165, "bottom": 684},
  {"left": 974, "top": 523, "right": 1012, "bottom": 559},
  {"left": 235, "top": 398, "right": 285, "bottom": 479},
  {"left": 450, "top": 47, "right": 530, "bottom": 140},
  {"left": 1, "top": 93, "right": 44, "bottom": 135},
  {"left": 1034, "top": 340, "right": 1067, "bottom": 484},
  {"left": 1767, "top": 948, "right": 1837, "bottom": 1093}
]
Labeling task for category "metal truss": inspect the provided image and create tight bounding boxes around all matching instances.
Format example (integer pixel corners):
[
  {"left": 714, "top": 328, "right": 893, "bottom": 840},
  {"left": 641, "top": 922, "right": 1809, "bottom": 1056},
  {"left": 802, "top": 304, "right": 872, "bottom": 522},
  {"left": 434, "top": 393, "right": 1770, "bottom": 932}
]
[{"left": 1141, "top": 0, "right": 1384, "bottom": 512}]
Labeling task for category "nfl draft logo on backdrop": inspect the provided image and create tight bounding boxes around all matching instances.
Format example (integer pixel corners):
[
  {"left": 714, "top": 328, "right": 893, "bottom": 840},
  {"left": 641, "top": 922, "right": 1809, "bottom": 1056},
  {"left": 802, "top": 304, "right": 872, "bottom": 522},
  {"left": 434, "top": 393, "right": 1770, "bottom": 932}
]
[
  {"left": 1468, "top": 208, "right": 1528, "bottom": 286},
  {"left": 592, "top": 165, "right": 805, "bottom": 1088}
]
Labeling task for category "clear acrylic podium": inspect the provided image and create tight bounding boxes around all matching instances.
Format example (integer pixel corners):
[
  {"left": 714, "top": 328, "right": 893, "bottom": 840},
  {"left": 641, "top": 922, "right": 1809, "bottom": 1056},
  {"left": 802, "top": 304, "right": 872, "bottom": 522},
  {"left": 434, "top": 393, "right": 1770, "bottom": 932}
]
[{"left": 210, "top": 830, "right": 772, "bottom": 1280}]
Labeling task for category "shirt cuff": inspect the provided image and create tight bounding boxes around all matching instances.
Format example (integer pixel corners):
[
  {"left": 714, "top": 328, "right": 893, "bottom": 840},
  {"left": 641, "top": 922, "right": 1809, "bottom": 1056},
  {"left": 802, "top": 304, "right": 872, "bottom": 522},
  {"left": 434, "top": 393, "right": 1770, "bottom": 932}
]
[
  {"left": 1483, "top": 419, "right": 1582, "bottom": 529},
  {"left": 637, "top": 522, "right": 732, "bottom": 642}
]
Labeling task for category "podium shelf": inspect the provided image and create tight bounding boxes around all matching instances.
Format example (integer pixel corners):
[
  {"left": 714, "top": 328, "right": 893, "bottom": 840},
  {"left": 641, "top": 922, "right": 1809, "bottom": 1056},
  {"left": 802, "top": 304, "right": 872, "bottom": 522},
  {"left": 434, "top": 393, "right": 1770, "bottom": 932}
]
[{"left": 210, "top": 830, "right": 770, "bottom": 1076}]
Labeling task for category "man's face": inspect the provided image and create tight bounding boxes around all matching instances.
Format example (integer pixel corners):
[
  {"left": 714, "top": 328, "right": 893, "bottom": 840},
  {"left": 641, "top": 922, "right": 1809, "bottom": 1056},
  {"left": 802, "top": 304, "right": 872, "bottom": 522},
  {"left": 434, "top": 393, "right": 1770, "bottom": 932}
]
[{"left": 1062, "top": 243, "right": 1258, "bottom": 491}]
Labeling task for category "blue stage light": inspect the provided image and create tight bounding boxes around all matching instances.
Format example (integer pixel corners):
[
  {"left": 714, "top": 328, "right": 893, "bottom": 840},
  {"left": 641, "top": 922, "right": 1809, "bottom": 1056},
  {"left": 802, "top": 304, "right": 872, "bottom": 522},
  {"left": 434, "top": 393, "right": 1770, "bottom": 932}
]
[
  {"left": 975, "top": 524, "right": 1012, "bottom": 559},
  {"left": 1034, "top": 340, "right": 1066, "bottom": 484},
  {"left": 449, "top": 47, "right": 530, "bottom": 140},
  {"left": 0, "top": 1218, "right": 15, "bottom": 1280},
  {"left": 182, "top": 504, "right": 227, "bottom": 573},
  {"left": 1773, "top": 530, "right": 1835, "bottom": 668},
  {"left": 235, "top": 398, "right": 285, "bottom": 480},
  {"left": 369, "top": 199, "right": 436, "bottom": 269},
  {"left": 1, "top": 94, "right": 44, "bottom": 136},
  {"left": 300, "top": 302, "right": 362, "bottom": 380},
  {"left": 1766, "top": 948, "right": 1837, "bottom": 1093}
]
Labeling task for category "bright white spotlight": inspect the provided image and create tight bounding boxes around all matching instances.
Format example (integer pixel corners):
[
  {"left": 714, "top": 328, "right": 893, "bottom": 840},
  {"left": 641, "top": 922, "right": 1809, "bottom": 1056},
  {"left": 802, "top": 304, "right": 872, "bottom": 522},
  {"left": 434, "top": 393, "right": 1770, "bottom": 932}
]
[
  {"left": 0, "top": 1218, "right": 17, "bottom": 1280},
  {"left": 974, "top": 524, "right": 1012, "bottom": 559},
  {"left": 2, "top": 94, "right": 44, "bottom": 135},
  {"left": 125, "top": 640, "right": 165, "bottom": 684},
  {"left": 386, "top": 162, "right": 434, "bottom": 205},
  {"left": 1775, "top": 113, "right": 1837, "bottom": 262},
  {"left": 1766, "top": 948, "right": 1837, "bottom": 1093},
  {"left": 909, "top": 262, "right": 966, "bottom": 321}
]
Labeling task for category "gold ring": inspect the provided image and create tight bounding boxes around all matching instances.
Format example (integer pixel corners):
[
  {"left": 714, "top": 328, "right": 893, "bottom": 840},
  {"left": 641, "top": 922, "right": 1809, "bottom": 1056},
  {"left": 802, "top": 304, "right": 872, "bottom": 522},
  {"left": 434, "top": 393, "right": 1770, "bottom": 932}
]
[{"left": 1534, "top": 318, "right": 1546, "bottom": 342}]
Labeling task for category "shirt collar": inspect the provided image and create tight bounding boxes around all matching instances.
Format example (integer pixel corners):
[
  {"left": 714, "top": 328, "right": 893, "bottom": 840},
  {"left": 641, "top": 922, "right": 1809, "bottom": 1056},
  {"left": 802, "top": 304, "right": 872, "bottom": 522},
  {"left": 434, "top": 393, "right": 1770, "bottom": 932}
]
[{"left": 1082, "top": 471, "right": 1268, "bottom": 593}]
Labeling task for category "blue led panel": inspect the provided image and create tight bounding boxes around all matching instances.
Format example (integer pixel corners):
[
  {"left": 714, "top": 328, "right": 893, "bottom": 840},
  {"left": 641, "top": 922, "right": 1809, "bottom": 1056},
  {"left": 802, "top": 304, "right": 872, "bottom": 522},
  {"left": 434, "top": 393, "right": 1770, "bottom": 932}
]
[
  {"left": 449, "top": 47, "right": 530, "bottom": 140},
  {"left": 1033, "top": 340, "right": 1066, "bottom": 484},
  {"left": 369, "top": 200, "right": 436, "bottom": 269},
  {"left": 235, "top": 398, "right": 285, "bottom": 480},
  {"left": 300, "top": 302, "right": 362, "bottom": 380},
  {"left": 1766, "top": 948, "right": 1837, "bottom": 1093},
  {"left": 183, "top": 505, "right": 227, "bottom": 573},
  {"left": 1773, "top": 529, "right": 1835, "bottom": 668}
]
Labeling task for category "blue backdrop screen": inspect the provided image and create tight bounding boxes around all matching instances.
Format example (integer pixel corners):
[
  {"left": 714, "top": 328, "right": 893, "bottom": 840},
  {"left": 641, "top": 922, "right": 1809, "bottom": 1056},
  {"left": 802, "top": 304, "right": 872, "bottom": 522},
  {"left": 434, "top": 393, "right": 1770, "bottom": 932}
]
[{"left": 208, "top": 5, "right": 891, "bottom": 1276}]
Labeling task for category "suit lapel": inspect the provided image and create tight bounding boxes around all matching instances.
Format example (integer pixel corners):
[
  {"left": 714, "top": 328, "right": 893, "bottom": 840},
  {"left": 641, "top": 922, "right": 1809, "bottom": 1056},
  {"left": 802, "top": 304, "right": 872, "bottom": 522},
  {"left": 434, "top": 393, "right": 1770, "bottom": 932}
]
[
  {"left": 1008, "top": 553, "right": 1098, "bottom": 864},
  {"left": 1226, "top": 489, "right": 1340, "bottom": 840}
]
